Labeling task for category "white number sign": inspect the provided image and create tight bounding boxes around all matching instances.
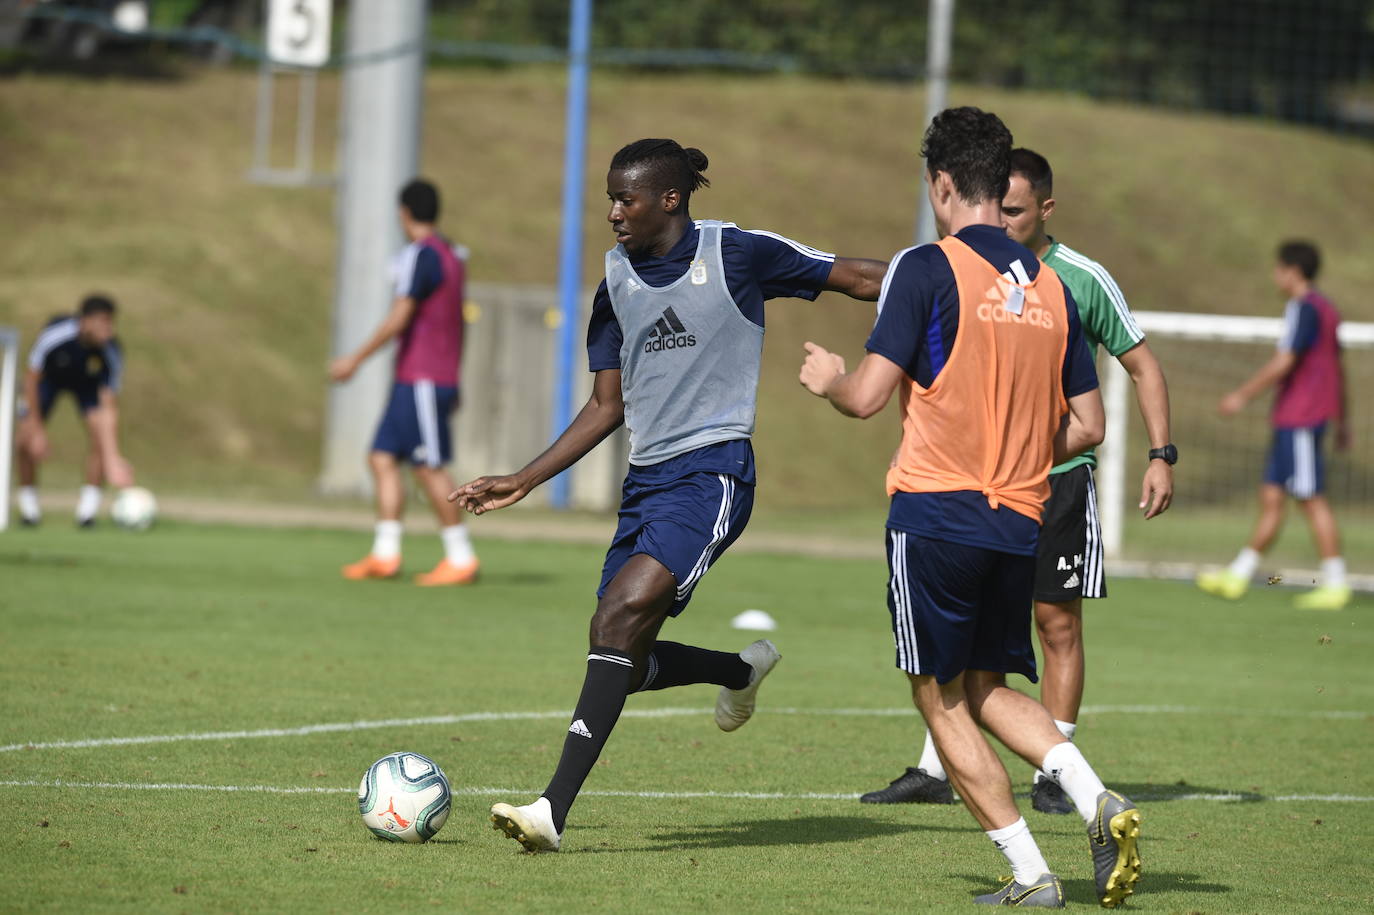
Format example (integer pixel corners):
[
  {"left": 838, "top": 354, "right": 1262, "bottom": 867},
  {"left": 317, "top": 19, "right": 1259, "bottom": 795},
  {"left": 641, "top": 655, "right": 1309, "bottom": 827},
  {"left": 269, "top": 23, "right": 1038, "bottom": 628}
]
[{"left": 267, "top": 0, "right": 332, "bottom": 68}]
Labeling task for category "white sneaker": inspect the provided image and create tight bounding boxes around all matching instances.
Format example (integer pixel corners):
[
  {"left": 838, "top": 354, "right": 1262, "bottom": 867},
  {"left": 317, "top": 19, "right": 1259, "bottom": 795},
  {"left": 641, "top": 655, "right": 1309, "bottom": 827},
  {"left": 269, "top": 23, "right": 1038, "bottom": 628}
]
[
  {"left": 490, "top": 797, "right": 562, "bottom": 853},
  {"left": 715, "top": 639, "right": 781, "bottom": 732}
]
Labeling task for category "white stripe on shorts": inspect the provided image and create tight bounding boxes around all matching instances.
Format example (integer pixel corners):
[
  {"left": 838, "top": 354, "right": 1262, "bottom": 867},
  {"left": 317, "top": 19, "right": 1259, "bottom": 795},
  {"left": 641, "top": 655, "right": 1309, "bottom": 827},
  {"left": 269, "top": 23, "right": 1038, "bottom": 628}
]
[
  {"left": 1290, "top": 428, "right": 1316, "bottom": 499},
  {"left": 888, "top": 531, "right": 921, "bottom": 674},
  {"left": 675, "top": 474, "right": 734, "bottom": 601},
  {"left": 1083, "top": 469, "right": 1106, "bottom": 598},
  {"left": 413, "top": 380, "right": 442, "bottom": 468}
]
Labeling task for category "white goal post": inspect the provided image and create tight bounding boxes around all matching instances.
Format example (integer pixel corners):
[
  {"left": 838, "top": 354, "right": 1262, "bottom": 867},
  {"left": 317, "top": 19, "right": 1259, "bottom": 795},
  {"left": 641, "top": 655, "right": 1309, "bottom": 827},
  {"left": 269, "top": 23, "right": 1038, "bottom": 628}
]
[
  {"left": 1097, "top": 310, "right": 1374, "bottom": 565},
  {"left": 0, "top": 326, "right": 17, "bottom": 532}
]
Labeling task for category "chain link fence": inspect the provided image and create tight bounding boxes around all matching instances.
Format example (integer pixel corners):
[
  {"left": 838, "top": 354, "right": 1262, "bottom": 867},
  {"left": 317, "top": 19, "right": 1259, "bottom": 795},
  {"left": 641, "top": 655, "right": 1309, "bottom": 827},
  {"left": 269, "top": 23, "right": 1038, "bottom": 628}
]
[{"left": 8, "top": 1, "right": 1373, "bottom": 131}]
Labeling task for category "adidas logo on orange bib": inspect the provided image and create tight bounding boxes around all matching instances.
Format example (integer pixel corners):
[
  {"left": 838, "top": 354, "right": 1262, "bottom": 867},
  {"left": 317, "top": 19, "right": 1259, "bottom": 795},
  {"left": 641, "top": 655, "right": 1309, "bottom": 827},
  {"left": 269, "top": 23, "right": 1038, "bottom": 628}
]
[{"left": 644, "top": 306, "right": 697, "bottom": 353}]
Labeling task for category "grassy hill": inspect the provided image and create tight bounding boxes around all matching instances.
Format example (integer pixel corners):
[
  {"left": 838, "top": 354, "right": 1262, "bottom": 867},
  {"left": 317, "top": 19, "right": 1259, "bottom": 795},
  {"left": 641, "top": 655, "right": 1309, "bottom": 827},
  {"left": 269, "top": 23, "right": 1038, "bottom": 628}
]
[{"left": 1, "top": 65, "right": 1372, "bottom": 509}]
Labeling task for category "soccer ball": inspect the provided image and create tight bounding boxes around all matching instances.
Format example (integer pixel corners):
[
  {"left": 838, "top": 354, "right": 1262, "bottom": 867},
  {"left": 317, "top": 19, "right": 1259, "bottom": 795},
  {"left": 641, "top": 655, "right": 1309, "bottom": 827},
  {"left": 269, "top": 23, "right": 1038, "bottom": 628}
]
[
  {"left": 358, "top": 752, "right": 451, "bottom": 843},
  {"left": 111, "top": 487, "right": 157, "bottom": 531}
]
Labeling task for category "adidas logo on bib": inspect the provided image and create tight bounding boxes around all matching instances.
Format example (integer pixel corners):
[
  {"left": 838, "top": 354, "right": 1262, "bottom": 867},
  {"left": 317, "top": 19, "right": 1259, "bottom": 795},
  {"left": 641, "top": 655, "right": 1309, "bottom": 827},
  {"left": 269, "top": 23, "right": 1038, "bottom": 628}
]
[{"left": 644, "top": 306, "right": 697, "bottom": 353}]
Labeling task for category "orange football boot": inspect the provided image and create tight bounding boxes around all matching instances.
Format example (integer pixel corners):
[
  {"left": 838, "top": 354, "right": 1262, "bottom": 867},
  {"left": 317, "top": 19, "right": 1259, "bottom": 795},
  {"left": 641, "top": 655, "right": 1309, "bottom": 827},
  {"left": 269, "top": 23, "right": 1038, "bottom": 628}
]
[
  {"left": 341, "top": 554, "right": 402, "bottom": 580},
  {"left": 414, "top": 558, "right": 480, "bottom": 587}
]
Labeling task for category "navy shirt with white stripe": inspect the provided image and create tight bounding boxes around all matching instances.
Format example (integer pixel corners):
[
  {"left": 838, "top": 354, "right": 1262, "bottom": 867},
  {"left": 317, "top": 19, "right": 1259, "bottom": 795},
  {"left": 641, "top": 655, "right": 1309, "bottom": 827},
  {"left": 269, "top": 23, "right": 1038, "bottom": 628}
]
[
  {"left": 1278, "top": 298, "right": 1320, "bottom": 354},
  {"left": 393, "top": 244, "right": 444, "bottom": 301},
  {"left": 28, "top": 316, "right": 123, "bottom": 394},
  {"left": 586, "top": 221, "right": 836, "bottom": 485},
  {"left": 865, "top": 225, "right": 1099, "bottom": 556}
]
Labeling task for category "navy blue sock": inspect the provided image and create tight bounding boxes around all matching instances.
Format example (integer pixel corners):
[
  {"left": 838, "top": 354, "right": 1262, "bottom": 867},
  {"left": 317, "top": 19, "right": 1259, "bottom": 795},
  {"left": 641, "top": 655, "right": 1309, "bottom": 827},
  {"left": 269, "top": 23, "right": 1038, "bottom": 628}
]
[
  {"left": 542, "top": 647, "right": 636, "bottom": 833},
  {"left": 635, "top": 641, "right": 751, "bottom": 692}
]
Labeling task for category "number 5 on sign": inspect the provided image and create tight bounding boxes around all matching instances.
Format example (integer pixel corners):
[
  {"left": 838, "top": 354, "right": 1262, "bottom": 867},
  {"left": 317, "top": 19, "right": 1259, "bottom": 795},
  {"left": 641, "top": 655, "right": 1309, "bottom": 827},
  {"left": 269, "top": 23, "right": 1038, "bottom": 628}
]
[{"left": 267, "top": 0, "right": 332, "bottom": 68}]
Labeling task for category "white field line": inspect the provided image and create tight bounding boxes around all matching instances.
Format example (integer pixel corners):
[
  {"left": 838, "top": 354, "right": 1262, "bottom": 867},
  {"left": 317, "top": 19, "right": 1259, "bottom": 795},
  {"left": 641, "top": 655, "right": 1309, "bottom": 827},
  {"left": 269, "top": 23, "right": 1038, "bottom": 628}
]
[
  {"left": 1, "top": 704, "right": 1367, "bottom": 755},
  {"left": 0, "top": 779, "right": 1370, "bottom": 804}
]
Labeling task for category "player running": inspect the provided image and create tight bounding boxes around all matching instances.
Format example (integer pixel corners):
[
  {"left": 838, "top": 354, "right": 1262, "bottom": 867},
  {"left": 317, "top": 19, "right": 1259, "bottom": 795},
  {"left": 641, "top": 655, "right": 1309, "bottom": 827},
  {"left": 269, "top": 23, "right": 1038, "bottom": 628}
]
[
  {"left": 1198, "top": 240, "right": 1351, "bottom": 610},
  {"left": 800, "top": 108, "right": 1141, "bottom": 908},
  {"left": 450, "top": 138, "right": 886, "bottom": 853},
  {"left": 860, "top": 148, "right": 1176, "bottom": 817},
  {"left": 331, "top": 179, "right": 479, "bottom": 587},
  {"left": 16, "top": 294, "right": 134, "bottom": 527}
]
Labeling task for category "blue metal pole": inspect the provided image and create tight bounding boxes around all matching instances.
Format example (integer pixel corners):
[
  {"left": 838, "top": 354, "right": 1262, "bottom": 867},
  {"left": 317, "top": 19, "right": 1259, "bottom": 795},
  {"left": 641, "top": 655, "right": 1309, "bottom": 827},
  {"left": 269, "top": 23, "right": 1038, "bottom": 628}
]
[{"left": 549, "top": 0, "right": 592, "bottom": 510}]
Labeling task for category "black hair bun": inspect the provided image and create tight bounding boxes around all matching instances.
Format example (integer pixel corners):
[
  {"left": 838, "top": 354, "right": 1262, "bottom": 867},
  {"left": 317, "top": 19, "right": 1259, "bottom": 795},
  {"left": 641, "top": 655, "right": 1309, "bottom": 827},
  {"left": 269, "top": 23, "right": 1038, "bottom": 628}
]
[{"left": 684, "top": 147, "right": 709, "bottom": 174}]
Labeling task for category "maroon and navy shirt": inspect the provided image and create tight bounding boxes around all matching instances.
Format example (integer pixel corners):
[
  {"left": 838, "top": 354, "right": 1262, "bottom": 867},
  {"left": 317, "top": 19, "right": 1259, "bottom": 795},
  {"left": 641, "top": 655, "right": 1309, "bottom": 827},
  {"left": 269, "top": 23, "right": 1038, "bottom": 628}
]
[
  {"left": 1273, "top": 289, "right": 1342, "bottom": 429},
  {"left": 391, "top": 235, "right": 466, "bottom": 387}
]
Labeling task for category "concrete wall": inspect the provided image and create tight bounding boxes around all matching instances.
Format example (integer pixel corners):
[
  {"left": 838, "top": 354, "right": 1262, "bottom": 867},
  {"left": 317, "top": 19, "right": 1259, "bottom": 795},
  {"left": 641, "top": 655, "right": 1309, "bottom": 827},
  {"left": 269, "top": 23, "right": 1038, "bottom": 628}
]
[{"left": 453, "top": 282, "right": 627, "bottom": 511}]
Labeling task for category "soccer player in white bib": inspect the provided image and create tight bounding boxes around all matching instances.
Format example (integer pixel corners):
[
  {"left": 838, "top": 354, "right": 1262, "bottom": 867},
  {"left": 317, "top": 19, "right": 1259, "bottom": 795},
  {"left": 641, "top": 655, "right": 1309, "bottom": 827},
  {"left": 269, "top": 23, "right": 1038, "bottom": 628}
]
[
  {"left": 858, "top": 149, "right": 1176, "bottom": 818},
  {"left": 450, "top": 138, "right": 886, "bottom": 853}
]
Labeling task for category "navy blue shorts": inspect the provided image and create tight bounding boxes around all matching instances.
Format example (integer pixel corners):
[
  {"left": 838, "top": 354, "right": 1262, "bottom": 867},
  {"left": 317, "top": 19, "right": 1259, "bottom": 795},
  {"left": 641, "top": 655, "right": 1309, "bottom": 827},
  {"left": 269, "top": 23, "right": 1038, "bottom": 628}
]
[
  {"left": 371, "top": 381, "right": 458, "bottom": 468},
  {"left": 21, "top": 379, "right": 101, "bottom": 420},
  {"left": 886, "top": 529, "right": 1037, "bottom": 685},
  {"left": 1263, "top": 424, "right": 1325, "bottom": 499},
  {"left": 598, "top": 471, "right": 754, "bottom": 616}
]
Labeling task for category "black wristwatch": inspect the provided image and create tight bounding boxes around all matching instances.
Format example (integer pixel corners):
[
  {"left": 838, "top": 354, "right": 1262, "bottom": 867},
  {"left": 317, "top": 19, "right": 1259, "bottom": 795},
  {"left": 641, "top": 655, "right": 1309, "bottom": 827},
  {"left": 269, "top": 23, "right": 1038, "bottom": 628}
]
[{"left": 1148, "top": 444, "right": 1178, "bottom": 465}]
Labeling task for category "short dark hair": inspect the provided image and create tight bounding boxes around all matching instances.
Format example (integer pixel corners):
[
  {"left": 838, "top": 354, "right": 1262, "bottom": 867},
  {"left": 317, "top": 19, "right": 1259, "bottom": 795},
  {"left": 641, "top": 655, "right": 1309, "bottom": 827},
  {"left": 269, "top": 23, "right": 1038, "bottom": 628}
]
[
  {"left": 399, "top": 179, "right": 440, "bottom": 223},
  {"left": 610, "top": 139, "right": 711, "bottom": 203},
  {"left": 1010, "top": 147, "right": 1053, "bottom": 198},
  {"left": 79, "top": 294, "right": 116, "bottom": 317},
  {"left": 1277, "top": 240, "right": 1320, "bottom": 280},
  {"left": 920, "top": 107, "right": 1013, "bottom": 204}
]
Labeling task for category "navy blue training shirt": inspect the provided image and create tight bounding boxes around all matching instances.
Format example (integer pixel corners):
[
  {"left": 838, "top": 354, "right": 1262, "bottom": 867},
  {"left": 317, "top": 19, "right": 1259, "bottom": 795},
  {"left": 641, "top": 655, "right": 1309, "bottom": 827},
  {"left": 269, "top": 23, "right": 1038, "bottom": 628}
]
[
  {"left": 866, "top": 224, "right": 1100, "bottom": 555},
  {"left": 586, "top": 220, "right": 837, "bottom": 484}
]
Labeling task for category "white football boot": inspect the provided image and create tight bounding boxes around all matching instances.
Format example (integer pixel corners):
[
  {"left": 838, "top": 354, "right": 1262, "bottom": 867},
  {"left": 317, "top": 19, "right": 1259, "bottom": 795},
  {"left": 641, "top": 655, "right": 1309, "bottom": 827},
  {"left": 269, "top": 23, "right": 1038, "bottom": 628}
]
[
  {"left": 715, "top": 639, "right": 782, "bottom": 732},
  {"left": 490, "top": 797, "right": 562, "bottom": 853}
]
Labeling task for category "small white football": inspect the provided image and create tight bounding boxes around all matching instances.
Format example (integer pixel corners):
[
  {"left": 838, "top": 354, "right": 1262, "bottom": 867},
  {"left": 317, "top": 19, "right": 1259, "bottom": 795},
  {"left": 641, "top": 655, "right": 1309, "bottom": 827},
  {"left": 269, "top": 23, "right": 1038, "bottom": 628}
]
[
  {"left": 358, "top": 752, "right": 451, "bottom": 843},
  {"left": 111, "top": 487, "right": 157, "bottom": 531}
]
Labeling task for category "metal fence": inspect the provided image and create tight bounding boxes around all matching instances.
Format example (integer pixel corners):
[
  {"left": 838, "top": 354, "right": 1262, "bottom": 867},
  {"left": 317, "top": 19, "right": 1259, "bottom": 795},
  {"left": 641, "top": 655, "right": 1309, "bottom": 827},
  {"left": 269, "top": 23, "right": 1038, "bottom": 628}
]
[{"left": 10, "top": 2, "right": 1373, "bottom": 132}]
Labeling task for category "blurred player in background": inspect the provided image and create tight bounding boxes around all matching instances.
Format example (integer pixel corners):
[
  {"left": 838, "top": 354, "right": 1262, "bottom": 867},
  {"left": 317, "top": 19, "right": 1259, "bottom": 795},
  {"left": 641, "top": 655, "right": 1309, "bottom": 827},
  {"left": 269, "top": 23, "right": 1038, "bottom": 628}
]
[
  {"left": 801, "top": 108, "right": 1141, "bottom": 908},
  {"left": 16, "top": 294, "right": 134, "bottom": 527},
  {"left": 330, "top": 178, "right": 478, "bottom": 587},
  {"left": 451, "top": 138, "right": 887, "bottom": 853},
  {"left": 1199, "top": 240, "right": 1350, "bottom": 610},
  {"left": 861, "top": 148, "right": 1176, "bottom": 817}
]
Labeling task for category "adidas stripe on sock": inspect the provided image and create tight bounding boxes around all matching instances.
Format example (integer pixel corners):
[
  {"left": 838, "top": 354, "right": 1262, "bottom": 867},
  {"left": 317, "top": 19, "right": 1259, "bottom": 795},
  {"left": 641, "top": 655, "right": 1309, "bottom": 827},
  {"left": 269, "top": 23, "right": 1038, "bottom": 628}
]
[
  {"left": 634, "top": 641, "right": 750, "bottom": 692},
  {"left": 542, "top": 647, "right": 637, "bottom": 833}
]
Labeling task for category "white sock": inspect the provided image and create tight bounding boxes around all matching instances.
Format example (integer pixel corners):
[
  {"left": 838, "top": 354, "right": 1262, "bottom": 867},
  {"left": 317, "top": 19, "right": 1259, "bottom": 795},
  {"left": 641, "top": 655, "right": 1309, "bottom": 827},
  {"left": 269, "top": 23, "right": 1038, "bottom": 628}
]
[
  {"left": 75, "top": 485, "right": 102, "bottom": 522},
  {"left": 1041, "top": 741, "right": 1107, "bottom": 825},
  {"left": 440, "top": 524, "right": 475, "bottom": 565},
  {"left": 986, "top": 817, "right": 1050, "bottom": 886},
  {"left": 18, "top": 486, "right": 40, "bottom": 521},
  {"left": 918, "top": 730, "right": 947, "bottom": 781},
  {"left": 371, "top": 520, "right": 403, "bottom": 560},
  {"left": 1228, "top": 546, "right": 1261, "bottom": 580},
  {"left": 1321, "top": 557, "right": 1347, "bottom": 590},
  {"left": 1034, "top": 720, "right": 1079, "bottom": 783}
]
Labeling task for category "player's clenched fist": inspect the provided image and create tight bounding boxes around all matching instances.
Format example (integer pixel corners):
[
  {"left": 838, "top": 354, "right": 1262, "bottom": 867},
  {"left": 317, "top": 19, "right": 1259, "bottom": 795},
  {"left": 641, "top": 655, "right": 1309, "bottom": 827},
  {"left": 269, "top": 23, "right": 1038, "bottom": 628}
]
[{"left": 799, "top": 341, "right": 846, "bottom": 397}]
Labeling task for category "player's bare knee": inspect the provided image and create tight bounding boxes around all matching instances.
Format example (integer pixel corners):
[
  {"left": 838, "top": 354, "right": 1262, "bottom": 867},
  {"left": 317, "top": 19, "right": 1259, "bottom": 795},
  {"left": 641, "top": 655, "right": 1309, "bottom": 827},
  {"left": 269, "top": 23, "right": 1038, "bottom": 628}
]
[{"left": 589, "top": 591, "right": 667, "bottom": 652}]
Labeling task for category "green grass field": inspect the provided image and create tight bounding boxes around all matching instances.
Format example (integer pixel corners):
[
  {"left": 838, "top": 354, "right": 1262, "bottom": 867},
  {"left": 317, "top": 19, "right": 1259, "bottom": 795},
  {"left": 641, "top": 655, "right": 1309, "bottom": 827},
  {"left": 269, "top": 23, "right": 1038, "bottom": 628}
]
[{"left": 2, "top": 521, "right": 1371, "bottom": 912}]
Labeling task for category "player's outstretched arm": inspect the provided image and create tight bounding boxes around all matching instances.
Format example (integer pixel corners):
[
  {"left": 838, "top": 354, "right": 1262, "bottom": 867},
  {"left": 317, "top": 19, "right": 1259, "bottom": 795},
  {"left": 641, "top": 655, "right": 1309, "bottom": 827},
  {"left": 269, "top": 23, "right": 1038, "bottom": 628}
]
[
  {"left": 89, "top": 387, "right": 134, "bottom": 488},
  {"left": 328, "top": 296, "right": 417, "bottom": 382},
  {"left": 18, "top": 368, "right": 49, "bottom": 461},
  {"left": 1117, "top": 341, "right": 1174, "bottom": 518},
  {"left": 799, "top": 343, "right": 904, "bottom": 418},
  {"left": 821, "top": 258, "right": 889, "bottom": 302},
  {"left": 1054, "top": 389, "right": 1105, "bottom": 466},
  {"left": 1218, "top": 350, "right": 1295, "bottom": 416},
  {"left": 450, "top": 369, "right": 625, "bottom": 515}
]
